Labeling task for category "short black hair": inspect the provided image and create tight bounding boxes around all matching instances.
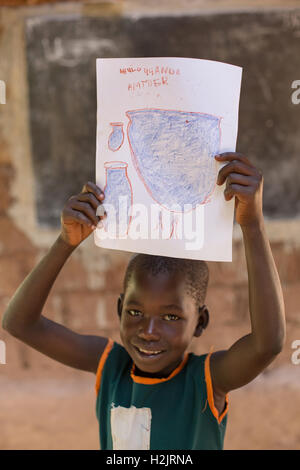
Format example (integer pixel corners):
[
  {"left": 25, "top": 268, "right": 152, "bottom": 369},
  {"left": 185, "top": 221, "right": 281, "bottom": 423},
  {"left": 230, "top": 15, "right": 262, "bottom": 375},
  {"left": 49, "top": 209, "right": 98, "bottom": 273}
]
[{"left": 123, "top": 253, "right": 209, "bottom": 308}]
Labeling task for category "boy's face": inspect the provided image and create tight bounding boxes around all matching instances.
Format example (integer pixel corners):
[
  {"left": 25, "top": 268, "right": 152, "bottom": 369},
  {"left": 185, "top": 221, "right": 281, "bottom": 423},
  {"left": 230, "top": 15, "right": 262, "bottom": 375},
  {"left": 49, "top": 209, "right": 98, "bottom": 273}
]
[{"left": 119, "top": 268, "right": 208, "bottom": 378}]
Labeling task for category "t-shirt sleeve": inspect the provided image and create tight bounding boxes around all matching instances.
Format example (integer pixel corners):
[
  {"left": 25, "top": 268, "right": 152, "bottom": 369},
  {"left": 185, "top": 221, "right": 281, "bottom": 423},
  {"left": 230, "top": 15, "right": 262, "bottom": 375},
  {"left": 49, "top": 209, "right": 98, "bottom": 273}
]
[
  {"left": 204, "top": 352, "right": 229, "bottom": 425},
  {"left": 188, "top": 352, "right": 229, "bottom": 425},
  {"left": 95, "top": 338, "right": 114, "bottom": 396}
]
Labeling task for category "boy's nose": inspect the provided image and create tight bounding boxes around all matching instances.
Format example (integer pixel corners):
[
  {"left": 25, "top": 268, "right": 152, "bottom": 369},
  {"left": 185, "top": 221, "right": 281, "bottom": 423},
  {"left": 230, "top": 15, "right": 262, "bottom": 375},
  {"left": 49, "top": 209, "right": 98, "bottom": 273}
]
[{"left": 138, "top": 317, "right": 160, "bottom": 341}]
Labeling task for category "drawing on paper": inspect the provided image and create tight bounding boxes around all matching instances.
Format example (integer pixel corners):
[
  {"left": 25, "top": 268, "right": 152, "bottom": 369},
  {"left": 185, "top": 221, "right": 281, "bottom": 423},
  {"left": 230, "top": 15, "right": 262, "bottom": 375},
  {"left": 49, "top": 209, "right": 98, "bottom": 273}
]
[
  {"left": 103, "top": 109, "right": 221, "bottom": 239},
  {"left": 96, "top": 57, "right": 242, "bottom": 261},
  {"left": 126, "top": 108, "right": 221, "bottom": 238},
  {"left": 102, "top": 161, "right": 133, "bottom": 237},
  {"left": 126, "top": 108, "right": 220, "bottom": 209},
  {"left": 108, "top": 122, "right": 125, "bottom": 151}
]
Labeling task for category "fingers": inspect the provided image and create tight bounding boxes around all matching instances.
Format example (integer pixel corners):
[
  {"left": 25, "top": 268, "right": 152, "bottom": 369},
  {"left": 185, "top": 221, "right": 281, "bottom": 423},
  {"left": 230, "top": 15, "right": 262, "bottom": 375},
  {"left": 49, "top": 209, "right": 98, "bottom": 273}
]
[
  {"left": 223, "top": 183, "right": 254, "bottom": 201},
  {"left": 214, "top": 153, "right": 263, "bottom": 204},
  {"left": 63, "top": 182, "right": 106, "bottom": 228},
  {"left": 63, "top": 206, "right": 97, "bottom": 228},
  {"left": 68, "top": 198, "right": 100, "bottom": 227},
  {"left": 223, "top": 173, "right": 262, "bottom": 201},
  {"left": 215, "top": 153, "right": 262, "bottom": 186},
  {"left": 77, "top": 192, "right": 103, "bottom": 211},
  {"left": 219, "top": 172, "right": 257, "bottom": 188},
  {"left": 81, "top": 181, "right": 104, "bottom": 200},
  {"left": 215, "top": 152, "right": 255, "bottom": 168}
]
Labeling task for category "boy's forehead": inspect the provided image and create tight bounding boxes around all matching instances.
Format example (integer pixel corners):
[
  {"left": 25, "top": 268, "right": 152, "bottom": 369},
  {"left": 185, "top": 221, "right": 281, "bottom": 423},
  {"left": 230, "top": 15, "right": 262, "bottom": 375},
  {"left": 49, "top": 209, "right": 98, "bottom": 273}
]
[
  {"left": 128, "top": 266, "right": 184, "bottom": 289},
  {"left": 125, "top": 268, "right": 193, "bottom": 308}
]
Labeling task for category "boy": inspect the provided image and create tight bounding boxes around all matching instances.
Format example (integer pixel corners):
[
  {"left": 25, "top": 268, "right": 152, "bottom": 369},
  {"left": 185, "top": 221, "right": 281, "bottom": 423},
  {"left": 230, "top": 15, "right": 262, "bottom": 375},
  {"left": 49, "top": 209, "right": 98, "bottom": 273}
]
[{"left": 2, "top": 152, "right": 286, "bottom": 450}]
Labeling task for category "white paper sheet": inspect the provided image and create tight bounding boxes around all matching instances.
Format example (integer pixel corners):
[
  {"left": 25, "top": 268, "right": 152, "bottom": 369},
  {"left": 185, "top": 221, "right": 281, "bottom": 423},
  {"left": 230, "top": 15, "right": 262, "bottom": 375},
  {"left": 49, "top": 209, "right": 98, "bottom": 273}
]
[{"left": 94, "top": 57, "right": 242, "bottom": 262}]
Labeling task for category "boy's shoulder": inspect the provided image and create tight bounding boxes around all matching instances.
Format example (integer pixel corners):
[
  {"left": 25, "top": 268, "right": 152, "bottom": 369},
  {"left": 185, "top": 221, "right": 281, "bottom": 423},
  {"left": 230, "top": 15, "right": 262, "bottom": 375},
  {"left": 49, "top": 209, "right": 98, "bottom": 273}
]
[
  {"left": 102, "top": 339, "right": 131, "bottom": 368},
  {"left": 186, "top": 351, "right": 211, "bottom": 375}
]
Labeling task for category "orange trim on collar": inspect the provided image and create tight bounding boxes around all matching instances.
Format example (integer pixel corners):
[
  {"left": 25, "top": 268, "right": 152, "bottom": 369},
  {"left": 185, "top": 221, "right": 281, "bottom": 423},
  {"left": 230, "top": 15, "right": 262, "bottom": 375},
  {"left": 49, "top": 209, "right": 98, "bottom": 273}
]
[
  {"left": 204, "top": 351, "right": 229, "bottom": 424},
  {"left": 95, "top": 338, "right": 114, "bottom": 396},
  {"left": 130, "top": 353, "right": 189, "bottom": 385}
]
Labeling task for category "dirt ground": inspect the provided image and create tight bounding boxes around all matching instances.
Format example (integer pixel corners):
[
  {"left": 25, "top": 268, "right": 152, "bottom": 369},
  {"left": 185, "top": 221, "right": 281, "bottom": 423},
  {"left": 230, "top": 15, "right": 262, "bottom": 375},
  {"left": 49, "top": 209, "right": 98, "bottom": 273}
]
[{"left": 1, "top": 360, "right": 300, "bottom": 450}]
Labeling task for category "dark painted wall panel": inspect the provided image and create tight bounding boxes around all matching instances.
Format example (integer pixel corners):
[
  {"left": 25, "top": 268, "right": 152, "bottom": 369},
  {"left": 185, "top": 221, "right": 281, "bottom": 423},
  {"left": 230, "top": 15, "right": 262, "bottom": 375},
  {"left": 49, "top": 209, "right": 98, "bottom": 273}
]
[{"left": 25, "top": 11, "right": 300, "bottom": 227}]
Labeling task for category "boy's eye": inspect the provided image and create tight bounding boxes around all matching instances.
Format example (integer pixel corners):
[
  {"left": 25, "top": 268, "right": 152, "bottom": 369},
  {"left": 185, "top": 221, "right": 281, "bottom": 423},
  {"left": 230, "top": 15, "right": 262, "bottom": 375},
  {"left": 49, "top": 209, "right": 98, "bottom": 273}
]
[
  {"left": 163, "top": 314, "right": 179, "bottom": 321},
  {"left": 126, "top": 310, "right": 179, "bottom": 321},
  {"left": 127, "top": 309, "right": 142, "bottom": 317}
]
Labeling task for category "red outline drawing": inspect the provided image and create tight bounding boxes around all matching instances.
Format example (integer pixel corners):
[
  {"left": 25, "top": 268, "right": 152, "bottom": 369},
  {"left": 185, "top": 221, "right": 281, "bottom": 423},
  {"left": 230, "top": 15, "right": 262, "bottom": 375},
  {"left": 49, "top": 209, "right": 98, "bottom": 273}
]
[
  {"left": 102, "top": 161, "right": 133, "bottom": 236},
  {"left": 126, "top": 108, "right": 222, "bottom": 239},
  {"left": 108, "top": 122, "right": 125, "bottom": 152}
]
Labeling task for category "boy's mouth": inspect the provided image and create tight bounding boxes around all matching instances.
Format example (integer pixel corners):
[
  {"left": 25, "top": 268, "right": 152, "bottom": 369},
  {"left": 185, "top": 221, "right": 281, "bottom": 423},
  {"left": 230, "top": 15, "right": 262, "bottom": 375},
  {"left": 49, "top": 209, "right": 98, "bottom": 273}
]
[{"left": 133, "top": 345, "right": 165, "bottom": 359}]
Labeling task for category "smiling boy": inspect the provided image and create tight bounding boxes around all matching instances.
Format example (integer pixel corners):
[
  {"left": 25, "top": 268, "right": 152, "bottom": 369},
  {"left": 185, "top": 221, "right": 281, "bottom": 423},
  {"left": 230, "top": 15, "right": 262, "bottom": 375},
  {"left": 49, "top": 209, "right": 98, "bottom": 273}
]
[
  {"left": 2, "top": 153, "right": 286, "bottom": 450},
  {"left": 119, "top": 254, "right": 209, "bottom": 378},
  {"left": 97, "top": 255, "right": 218, "bottom": 450}
]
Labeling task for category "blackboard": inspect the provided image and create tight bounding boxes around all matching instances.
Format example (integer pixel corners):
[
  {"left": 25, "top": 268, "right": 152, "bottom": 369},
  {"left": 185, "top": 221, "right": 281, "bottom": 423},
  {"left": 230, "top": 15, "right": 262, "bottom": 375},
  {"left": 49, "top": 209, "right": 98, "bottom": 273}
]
[{"left": 25, "top": 10, "right": 300, "bottom": 227}]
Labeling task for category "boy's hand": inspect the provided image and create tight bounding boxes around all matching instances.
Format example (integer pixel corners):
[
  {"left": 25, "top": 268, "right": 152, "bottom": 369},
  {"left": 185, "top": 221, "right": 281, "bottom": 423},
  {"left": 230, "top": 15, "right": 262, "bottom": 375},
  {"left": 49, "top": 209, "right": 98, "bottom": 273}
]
[
  {"left": 60, "top": 182, "right": 106, "bottom": 247},
  {"left": 215, "top": 152, "right": 263, "bottom": 227}
]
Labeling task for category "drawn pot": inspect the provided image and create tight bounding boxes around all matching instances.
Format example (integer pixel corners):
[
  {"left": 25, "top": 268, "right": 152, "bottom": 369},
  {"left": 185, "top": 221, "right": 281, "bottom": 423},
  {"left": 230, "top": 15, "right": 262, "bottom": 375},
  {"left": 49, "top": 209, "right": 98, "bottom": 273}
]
[
  {"left": 102, "top": 161, "right": 133, "bottom": 237},
  {"left": 108, "top": 122, "right": 125, "bottom": 151},
  {"left": 126, "top": 109, "right": 221, "bottom": 213}
]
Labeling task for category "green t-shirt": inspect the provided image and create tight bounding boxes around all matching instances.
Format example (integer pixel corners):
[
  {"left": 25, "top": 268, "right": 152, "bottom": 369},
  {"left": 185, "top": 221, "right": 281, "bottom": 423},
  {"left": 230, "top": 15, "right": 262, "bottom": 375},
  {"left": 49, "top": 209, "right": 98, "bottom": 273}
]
[{"left": 95, "top": 339, "right": 228, "bottom": 450}]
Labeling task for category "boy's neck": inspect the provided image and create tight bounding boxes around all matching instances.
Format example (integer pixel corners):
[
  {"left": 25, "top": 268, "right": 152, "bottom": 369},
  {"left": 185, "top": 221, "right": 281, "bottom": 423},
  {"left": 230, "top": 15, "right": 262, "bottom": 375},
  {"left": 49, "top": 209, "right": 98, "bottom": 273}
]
[{"left": 134, "top": 366, "right": 169, "bottom": 379}]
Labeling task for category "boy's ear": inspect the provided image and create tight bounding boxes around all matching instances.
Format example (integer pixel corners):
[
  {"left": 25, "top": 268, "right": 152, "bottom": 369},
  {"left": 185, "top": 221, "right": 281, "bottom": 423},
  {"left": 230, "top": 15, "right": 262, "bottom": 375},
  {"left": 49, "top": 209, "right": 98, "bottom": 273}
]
[
  {"left": 194, "top": 305, "right": 209, "bottom": 338},
  {"left": 117, "top": 293, "right": 124, "bottom": 319}
]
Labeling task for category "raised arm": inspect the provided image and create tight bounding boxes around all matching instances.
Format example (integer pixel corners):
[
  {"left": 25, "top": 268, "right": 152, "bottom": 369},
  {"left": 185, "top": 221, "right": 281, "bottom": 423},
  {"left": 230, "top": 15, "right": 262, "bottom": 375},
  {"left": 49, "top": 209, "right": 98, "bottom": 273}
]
[
  {"left": 2, "top": 182, "right": 108, "bottom": 374},
  {"left": 210, "top": 153, "right": 286, "bottom": 395}
]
